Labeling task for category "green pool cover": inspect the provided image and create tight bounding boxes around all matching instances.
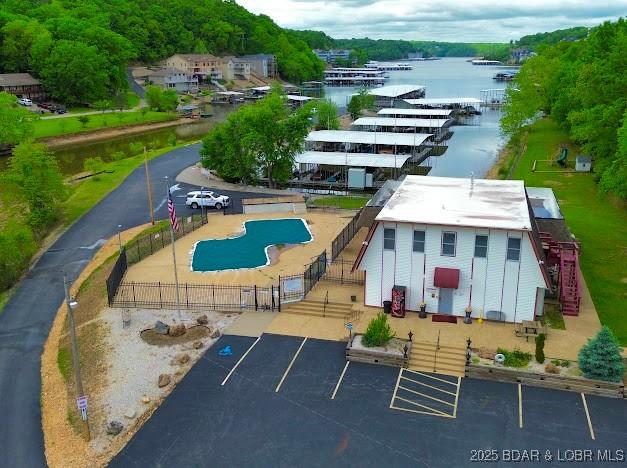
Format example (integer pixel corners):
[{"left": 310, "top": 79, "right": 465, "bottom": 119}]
[{"left": 191, "top": 218, "right": 312, "bottom": 272}]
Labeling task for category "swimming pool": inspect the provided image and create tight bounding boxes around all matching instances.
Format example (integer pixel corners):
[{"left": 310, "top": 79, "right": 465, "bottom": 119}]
[{"left": 191, "top": 218, "right": 313, "bottom": 272}]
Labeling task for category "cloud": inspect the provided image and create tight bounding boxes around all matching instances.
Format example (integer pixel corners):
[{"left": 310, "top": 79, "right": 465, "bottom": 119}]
[{"left": 237, "top": 0, "right": 627, "bottom": 41}]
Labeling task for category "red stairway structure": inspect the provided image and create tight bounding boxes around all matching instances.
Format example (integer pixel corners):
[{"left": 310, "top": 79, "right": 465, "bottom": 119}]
[{"left": 539, "top": 233, "right": 582, "bottom": 316}]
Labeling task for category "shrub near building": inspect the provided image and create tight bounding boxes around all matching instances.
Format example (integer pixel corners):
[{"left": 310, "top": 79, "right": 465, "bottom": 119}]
[{"left": 578, "top": 326, "right": 625, "bottom": 383}]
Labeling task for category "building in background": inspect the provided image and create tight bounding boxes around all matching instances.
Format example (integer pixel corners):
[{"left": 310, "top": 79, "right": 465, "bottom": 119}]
[
  {"left": 148, "top": 68, "right": 198, "bottom": 93},
  {"left": 314, "top": 49, "right": 351, "bottom": 64},
  {"left": 220, "top": 57, "right": 251, "bottom": 80},
  {"left": 240, "top": 54, "right": 277, "bottom": 78},
  {"left": 162, "top": 54, "right": 223, "bottom": 82},
  {"left": 510, "top": 48, "right": 535, "bottom": 64},
  {"left": 0, "top": 73, "right": 45, "bottom": 100},
  {"left": 353, "top": 176, "right": 550, "bottom": 323}
]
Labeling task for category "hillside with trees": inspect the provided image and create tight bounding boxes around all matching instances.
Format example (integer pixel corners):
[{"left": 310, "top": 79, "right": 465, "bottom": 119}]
[
  {"left": 501, "top": 19, "right": 626, "bottom": 199},
  {"left": 0, "top": 0, "right": 324, "bottom": 104},
  {"left": 513, "top": 26, "right": 589, "bottom": 50}
]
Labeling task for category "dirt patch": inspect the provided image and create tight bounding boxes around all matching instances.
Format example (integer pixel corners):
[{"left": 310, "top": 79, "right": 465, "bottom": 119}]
[{"left": 140, "top": 325, "right": 211, "bottom": 345}]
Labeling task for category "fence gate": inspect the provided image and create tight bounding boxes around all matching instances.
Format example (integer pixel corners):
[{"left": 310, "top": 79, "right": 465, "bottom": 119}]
[{"left": 280, "top": 275, "right": 305, "bottom": 303}]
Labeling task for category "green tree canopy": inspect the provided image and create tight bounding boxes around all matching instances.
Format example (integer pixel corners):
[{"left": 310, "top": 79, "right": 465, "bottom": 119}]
[
  {"left": 578, "top": 326, "right": 625, "bottom": 382},
  {"left": 145, "top": 85, "right": 178, "bottom": 112},
  {"left": 314, "top": 100, "right": 340, "bottom": 130},
  {"left": 0, "top": 92, "right": 39, "bottom": 145}
]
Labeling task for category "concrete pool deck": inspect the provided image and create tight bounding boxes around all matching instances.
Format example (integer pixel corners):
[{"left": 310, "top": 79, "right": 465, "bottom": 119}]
[{"left": 123, "top": 211, "right": 356, "bottom": 286}]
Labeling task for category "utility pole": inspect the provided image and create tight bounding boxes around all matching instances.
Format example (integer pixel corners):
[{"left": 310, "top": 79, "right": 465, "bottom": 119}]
[
  {"left": 63, "top": 273, "right": 91, "bottom": 441},
  {"left": 144, "top": 147, "right": 155, "bottom": 225}
]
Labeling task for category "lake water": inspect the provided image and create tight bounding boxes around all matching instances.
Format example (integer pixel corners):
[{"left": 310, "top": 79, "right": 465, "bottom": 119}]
[{"left": 324, "top": 57, "right": 516, "bottom": 177}]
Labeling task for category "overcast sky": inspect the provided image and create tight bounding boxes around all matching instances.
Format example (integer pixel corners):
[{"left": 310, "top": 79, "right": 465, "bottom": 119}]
[{"left": 237, "top": 0, "right": 627, "bottom": 42}]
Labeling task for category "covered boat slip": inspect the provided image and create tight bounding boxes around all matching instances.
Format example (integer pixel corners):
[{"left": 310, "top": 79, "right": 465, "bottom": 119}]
[
  {"left": 324, "top": 76, "right": 386, "bottom": 86},
  {"left": 305, "top": 130, "right": 435, "bottom": 156},
  {"left": 351, "top": 116, "right": 453, "bottom": 139},
  {"left": 378, "top": 108, "right": 453, "bottom": 120},
  {"left": 403, "top": 97, "right": 482, "bottom": 113},
  {"left": 367, "top": 85, "right": 427, "bottom": 108}
]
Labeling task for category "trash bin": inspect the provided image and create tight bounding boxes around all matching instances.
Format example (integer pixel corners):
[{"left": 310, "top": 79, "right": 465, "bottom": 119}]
[{"left": 383, "top": 301, "right": 392, "bottom": 314}]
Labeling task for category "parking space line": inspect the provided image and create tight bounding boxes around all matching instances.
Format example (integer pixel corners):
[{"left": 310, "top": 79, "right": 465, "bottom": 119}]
[
  {"left": 518, "top": 383, "right": 523, "bottom": 429},
  {"left": 400, "top": 375, "right": 457, "bottom": 397},
  {"left": 220, "top": 336, "right": 261, "bottom": 386},
  {"left": 581, "top": 393, "right": 595, "bottom": 440},
  {"left": 390, "top": 404, "right": 454, "bottom": 418},
  {"left": 398, "top": 385, "right": 455, "bottom": 406},
  {"left": 394, "top": 396, "right": 452, "bottom": 417},
  {"left": 330, "top": 361, "right": 350, "bottom": 400},
  {"left": 389, "top": 367, "right": 403, "bottom": 408},
  {"left": 403, "top": 369, "right": 458, "bottom": 386},
  {"left": 275, "top": 337, "right": 308, "bottom": 393}
]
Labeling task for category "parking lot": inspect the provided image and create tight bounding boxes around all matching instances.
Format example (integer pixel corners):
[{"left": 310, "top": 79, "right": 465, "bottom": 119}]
[{"left": 111, "top": 334, "right": 627, "bottom": 467}]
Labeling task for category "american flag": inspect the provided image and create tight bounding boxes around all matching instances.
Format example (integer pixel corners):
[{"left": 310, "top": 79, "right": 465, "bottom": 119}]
[{"left": 167, "top": 193, "right": 179, "bottom": 231}]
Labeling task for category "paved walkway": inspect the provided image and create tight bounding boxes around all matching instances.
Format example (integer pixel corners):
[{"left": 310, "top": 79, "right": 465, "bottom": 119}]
[{"left": 176, "top": 165, "right": 291, "bottom": 196}]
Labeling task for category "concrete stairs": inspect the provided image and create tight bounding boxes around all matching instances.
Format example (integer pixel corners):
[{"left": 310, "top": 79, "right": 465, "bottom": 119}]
[
  {"left": 281, "top": 300, "right": 357, "bottom": 322},
  {"left": 408, "top": 341, "right": 467, "bottom": 378}
]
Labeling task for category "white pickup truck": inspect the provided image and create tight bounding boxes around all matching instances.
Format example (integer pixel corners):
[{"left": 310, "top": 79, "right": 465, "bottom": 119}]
[{"left": 185, "top": 190, "right": 230, "bottom": 210}]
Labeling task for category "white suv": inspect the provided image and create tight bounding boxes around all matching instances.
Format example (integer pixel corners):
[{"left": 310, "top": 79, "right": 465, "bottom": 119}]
[
  {"left": 185, "top": 191, "right": 230, "bottom": 210},
  {"left": 18, "top": 98, "right": 32, "bottom": 106}
]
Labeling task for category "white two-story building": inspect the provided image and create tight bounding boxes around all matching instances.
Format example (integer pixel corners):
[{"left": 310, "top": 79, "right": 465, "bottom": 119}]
[{"left": 353, "top": 176, "right": 551, "bottom": 323}]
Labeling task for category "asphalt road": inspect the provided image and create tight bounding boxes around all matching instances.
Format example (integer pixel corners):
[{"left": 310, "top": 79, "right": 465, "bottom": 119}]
[
  {"left": 112, "top": 334, "right": 627, "bottom": 468},
  {"left": 0, "top": 143, "right": 269, "bottom": 468}
]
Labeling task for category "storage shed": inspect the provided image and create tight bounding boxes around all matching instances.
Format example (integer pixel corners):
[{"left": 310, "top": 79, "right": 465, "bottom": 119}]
[{"left": 575, "top": 155, "right": 592, "bottom": 172}]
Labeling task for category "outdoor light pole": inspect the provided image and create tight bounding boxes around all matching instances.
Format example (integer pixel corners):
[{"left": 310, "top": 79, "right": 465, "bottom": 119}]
[
  {"left": 117, "top": 224, "right": 123, "bottom": 254},
  {"left": 63, "top": 273, "right": 91, "bottom": 441},
  {"left": 165, "top": 177, "right": 183, "bottom": 320},
  {"left": 200, "top": 186, "right": 206, "bottom": 224}
]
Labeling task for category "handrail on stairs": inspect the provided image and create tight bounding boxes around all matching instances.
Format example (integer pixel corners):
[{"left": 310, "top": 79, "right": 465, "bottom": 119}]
[
  {"left": 323, "top": 290, "right": 329, "bottom": 318},
  {"left": 433, "top": 330, "right": 441, "bottom": 372}
]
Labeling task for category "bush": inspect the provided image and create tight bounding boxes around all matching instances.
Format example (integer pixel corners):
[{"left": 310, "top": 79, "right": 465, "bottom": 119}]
[
  {"left": 129, "top": 142, "right": 144, "bottom": 155},
  {"left": 471, "top": 356, "right": 480, "bottom": 364},
  {"left": 111, "top": 151, "right": 126, "bottom": 161},
  {"left": 83, "top": 156, "right": 104, "bottom": 178},
  {"left": 496, "top": 347, "right": 532, "bottom": 368},
  {"left": 560, "top": 360, "right": 570, "bottom": 368},
  {"left": 361, "top": 312, "right": 395, "bottom": 347},
  {"left": 578, "top": 326, "right": 624, "bottom": 382},
  {"left": 0, "top": 221, "right": 38, "bottom": 291},
  {"left": 77, "top": 115, "right": 90, "bottom": 128},
  {"left": 551, "top": 359, "right": 560, "bottom": 366},
  {"left": 535, "top": 333, "right": 546, "bottom": 363}
]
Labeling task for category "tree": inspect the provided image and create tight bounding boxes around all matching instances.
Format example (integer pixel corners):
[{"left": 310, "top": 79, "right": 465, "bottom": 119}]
[
  {"left": 0, "top": 221, "right": 38, "bottom": 291},
  {"left": 362, "top": 312, "right": 395, "bottom": 347},
  {"left": 347, "top": 88, "right": 375, "bottom": 121},
  {"left": 578, "top": 326, "right": 624, "bottom": 382},
  {"left": 145, "top": 86, "right": 178, "bottom": 112},
  {"left": 535, "top": 333, "right": 546, "bottom": 364},
  {"left": 314, "top": 100, "right": 340, "bottom": 130},
  {"left": 0, "top": 92, "right": 39, "bottom": 145},
  {"left": 94, "top": 99, "right": 111, "bottom": 113},
  {"left": 5, "top": 142, "right": 66, "bottom": 232},
  {"left": 77, "top": 115, "right": 90, "bottom": 128}
]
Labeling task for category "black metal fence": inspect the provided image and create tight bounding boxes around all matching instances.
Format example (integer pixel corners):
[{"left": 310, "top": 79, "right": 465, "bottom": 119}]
[
  {"left": 106, "top": 247, "right": 128, "bottom": 305},
  {"left": 126, "top": 214, "right": 207, "bottom": 265},
  {"left": 111, "top": 281, "right": 281, "bottom": 311},
  {"left": 323, "top": 259, "right": 365, "bottom": 285},
  {"left": 331, "top": 210, "right": 362, "bottom": 261},
  {"left": 304, "top": 250, "right": 327, "bottom": 296}
]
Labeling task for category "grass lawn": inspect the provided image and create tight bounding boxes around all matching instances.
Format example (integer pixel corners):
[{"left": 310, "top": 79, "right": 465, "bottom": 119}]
[
  {"left": 310, "top": 195, "right": 371, "bottom": 210},
  {"left": 33, "top": 111, "right": 177, "bottom": 139},
  {"left": 512, "top": 119, "right": 627, "bottom": 344}
]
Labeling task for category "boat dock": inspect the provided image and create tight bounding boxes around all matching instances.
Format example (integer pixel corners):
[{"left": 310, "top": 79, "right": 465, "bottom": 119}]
[
  {"left": 324, "top": 68, "right": 387, "bottom": 86},
  {"left": 365, "top": 61, "right": 413, "bottom": 71}
]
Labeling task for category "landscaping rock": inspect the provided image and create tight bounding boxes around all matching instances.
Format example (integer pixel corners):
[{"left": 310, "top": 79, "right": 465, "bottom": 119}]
[
  {"left": 124, "top": 408, "right": 136, "bottom": 419},
  {"left": 141, "top": 396, "right": 151, "bottom": 404},
  {"left": 154, "top": 321, "right": 169, "bottom": 335},
  {"left": 545, "top": 363, "right": 560, "bottom": 374},
  {"left": 210, "top": 329, "right": 221, "bottom": 339},
  {"left": 196, "top": 314, "right": 208, "bottom": 325},
  {"left": 158, "top": 373, "right": 171, "bottom": 387},
  {"left": 168, "top": 323, "right": 186, "bottom": 337},
  {"left": 176, "top": 353, "right": 190, "bottom": 365},
  {"left": 478, "top": 347, "right": 496, "bottom": 360},
  {"left": 106, "top": 420, "right": 124, "bottom": 436},
  {"left": 193, "top": 341, "right": 204, "bottom": 349}
]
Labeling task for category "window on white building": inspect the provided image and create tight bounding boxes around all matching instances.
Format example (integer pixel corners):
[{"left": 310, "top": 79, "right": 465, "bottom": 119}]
[
  {"left": 413, "top": 230, "right": 425, "bottom": 252},
  {"left": 383, "top": 228, "right": 396, "bottom": 250},
  {"left": 474, "top": 235, "right": 488, "bottom": 258},
  {"left": 507, "top": 237, "right": 521, "bottom": 261},
  {"left": 441, "top": 232, "right": 456, "bottom": 256}
]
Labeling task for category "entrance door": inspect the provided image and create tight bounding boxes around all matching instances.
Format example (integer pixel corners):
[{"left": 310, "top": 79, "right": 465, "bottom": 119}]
[{"left": 438, "top": 288, "right": 454, "bottom": 314}]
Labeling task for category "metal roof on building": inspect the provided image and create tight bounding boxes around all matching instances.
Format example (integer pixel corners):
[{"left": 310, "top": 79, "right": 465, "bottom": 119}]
[
  {"left": 368, "top": 85, "right": 426, "bottom": 98},
  {"left": 404, "top": 97, "right": 481, "bottom": 106},
  {"left": 353, "top": 117, "right": 450, "bottom": 128},
  {"left": 286, "top": 95, "right": 314, "bottom": 101},
  {"left": 378, "top": 108, "right": 452, "bottom": 117},
  {"left": 295, "top": 151, "right": 411, "bottom": 168},
  {"left": 0, "top": 73, "right": 40, "bottom": 87},
  {"left": 306, "top": 130, "right": 432, "bottom": 147},
  {"left": 376, "top": 176, "right": 532, "bottom": 231}
]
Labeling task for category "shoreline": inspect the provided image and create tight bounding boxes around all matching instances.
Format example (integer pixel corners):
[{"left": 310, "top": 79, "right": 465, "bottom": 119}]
[{"left": 40, "top": 118, "right": 193, "bottom": 149}]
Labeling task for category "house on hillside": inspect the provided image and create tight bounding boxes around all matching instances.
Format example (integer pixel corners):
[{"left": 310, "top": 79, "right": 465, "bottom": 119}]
[
  {"left": 510, "top": 47, "right": 535, "bottom": 64},
  {"left": 353, "top": 176, "right": 551, "bottom": 323},
  {"left": 240, "top": 54, "right": 277, "bottom": 78},
  {"left": 220, "top": 57, "right": 251, "bottom": 81},
  {"left": 149, "top": 68, "right": 198, "bottom": 93},
  {"left": 314, "top": 49, "right": 351, "bottom": 64},
  {"left": 163, "top": 54, "right": 223, "bottom": 82},
  {"left": 0, "top": 73, "right": 45, "bottom": 100}
]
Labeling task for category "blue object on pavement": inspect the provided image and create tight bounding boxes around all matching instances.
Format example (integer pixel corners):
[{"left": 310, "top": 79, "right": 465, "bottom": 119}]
[{"left": 218, "top": 345, "right": 233, "bottom": 356}]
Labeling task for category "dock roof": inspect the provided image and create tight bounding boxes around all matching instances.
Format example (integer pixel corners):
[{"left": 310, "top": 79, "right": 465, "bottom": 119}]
[
  {"left": 306, "top": 130, "right": 432, "bottom": 147},
  {"left": 368, "top": 85, "right": 425, "bottom": 98},
  {"left": 404, "top": 97, "right": 481, "bottom": 106},
  {"left": 353, "top": 117, "right": 450, "bottom": 128},
  {"left": 376, "top": 176, "right": 532, "bottom": 231},
  {"left": 378, "top": 108, "right": 452, "bottom": 117},
  {"left": 296, "top": 151, "right": 411, "bottom": 169},
  {"left": 286, "top": 95, "right": 314, "bottom": 101}
]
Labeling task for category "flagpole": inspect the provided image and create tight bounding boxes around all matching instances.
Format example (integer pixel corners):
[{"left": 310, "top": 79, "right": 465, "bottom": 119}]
[{"left": 165, "top": 176, "right": 183, "bottom": 320}]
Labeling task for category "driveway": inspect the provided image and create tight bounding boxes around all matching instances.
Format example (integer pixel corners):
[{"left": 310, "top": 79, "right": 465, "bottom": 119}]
[{"left": 0, "top": 143, "right": 271, "bottom": 467}]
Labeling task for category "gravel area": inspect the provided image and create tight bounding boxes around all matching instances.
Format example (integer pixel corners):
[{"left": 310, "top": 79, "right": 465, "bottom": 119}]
[{"left": 91, "top": 308, "right": 236, "bottom": 453}]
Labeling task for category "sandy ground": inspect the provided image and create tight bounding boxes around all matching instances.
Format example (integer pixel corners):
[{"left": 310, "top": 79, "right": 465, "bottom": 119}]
[
  {"left": 91, "top": 307, "right": 236, "bottom": 454},
  {"left": 123, "top": 211, "right": 355, "bottom": 286}
]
